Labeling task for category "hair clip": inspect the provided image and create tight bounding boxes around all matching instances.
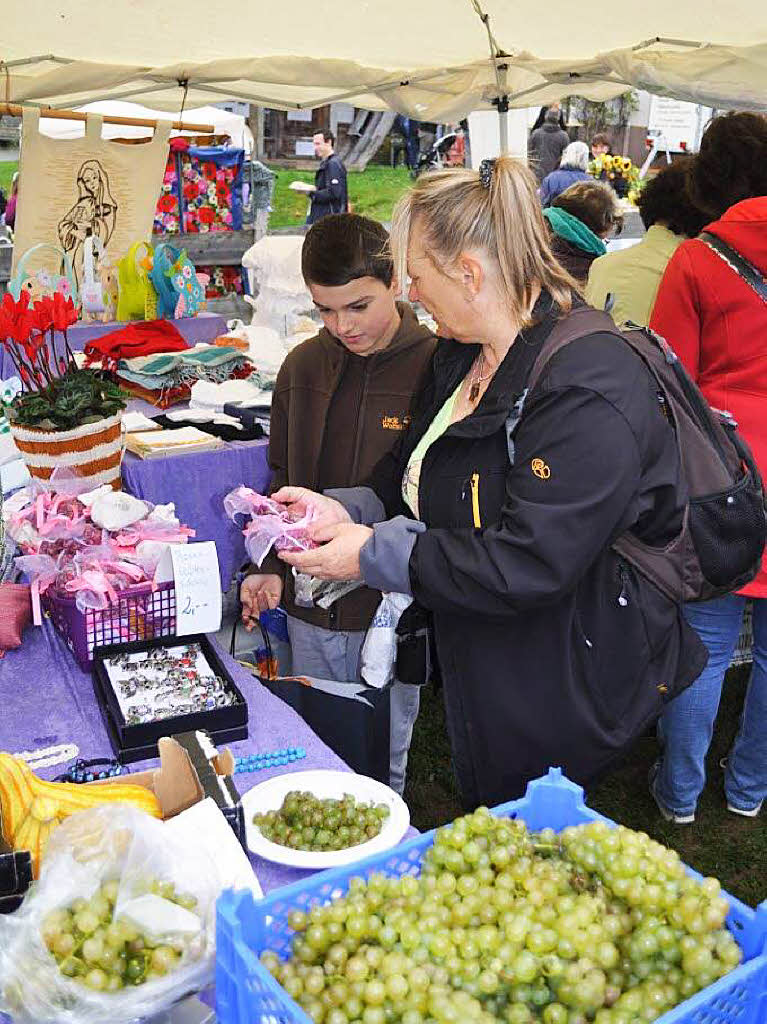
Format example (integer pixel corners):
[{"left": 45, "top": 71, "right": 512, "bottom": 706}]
[{"left": 479, "top": 158, "right": 496, "bottom": 189}]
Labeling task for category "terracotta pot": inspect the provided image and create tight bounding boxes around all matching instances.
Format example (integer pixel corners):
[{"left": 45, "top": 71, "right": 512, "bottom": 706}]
[{"left": 10, "top": 413, "right": 123, "bottom": 490}]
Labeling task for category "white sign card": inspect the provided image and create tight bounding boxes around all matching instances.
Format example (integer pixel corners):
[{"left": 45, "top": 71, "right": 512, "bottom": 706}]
[{"left": 169, "top": 542, "right": 223, "bottom": 635}]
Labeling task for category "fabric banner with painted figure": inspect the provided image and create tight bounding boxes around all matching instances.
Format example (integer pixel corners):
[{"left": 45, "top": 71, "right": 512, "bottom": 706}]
[{"left": 12, "top": 108, "right": 171, "bottom": 292}]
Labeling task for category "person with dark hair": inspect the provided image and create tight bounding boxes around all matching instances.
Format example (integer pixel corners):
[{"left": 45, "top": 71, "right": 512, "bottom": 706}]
[
  {"left": 306, "top": 130, "right": 348, "bottom": 224},
  {"left": 590, "top": 133, "right": 611, "bottom": 160},
  {"left": 240, "top": 213, "right": 435, "bottom": 792},
  {"left": 1, "top": 172, "right": 16, "bottom": 229},
  {"left": 531, "top": 104, "right": 567, "bottom": 133},
  {"left": 649, "top": 111, "right": 767, "bottom": 825},
  {"left": 544, "top": 180, "right": 623, "bottom": 283},
  {"left": 586, "top": 157, "right": 709, "bottom": 325},
  {"left": 528, "top": 108, "right": 570, "bottom": 184}
]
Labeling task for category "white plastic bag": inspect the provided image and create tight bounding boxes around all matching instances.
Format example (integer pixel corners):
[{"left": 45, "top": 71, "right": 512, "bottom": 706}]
[
  {"left": 0, "top": 806, "right": 219, "bottom": 1024},
  {"left": 359, "top": 592, "right": 413, "bottom": 690}
]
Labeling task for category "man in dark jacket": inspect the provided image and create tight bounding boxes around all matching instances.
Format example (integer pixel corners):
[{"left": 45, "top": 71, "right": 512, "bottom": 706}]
[
  {"left": 307, "top": 130, "right": 348, "bottom": 225},
  {"left": 240, "top": 213, "right": 435, "bottom": 791},
  {"left": 528, "top": 108, "right": 570, "bottom": 184}
]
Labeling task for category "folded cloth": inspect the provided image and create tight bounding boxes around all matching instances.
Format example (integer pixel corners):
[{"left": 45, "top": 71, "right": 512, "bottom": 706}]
[
  {"left": 190, "top": 378, "right": 273, "bottom": 412},
  {"left": 121, "top": 344, "right": 244, "bottom": 376},
  {"left": 84, "top": 320, "right": 189, "bottom": 370}
]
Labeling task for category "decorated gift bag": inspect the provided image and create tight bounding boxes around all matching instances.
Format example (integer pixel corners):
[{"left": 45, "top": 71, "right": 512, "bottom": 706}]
[
  {"left": 80, "top": 235, "right": 119, "bottom": 323},
  {"left": 116, "top": 242, "right": 157, "bottom": 321},
  {"left": 12, "top": 108, "right": 171, "bottom": 294},
  {"left": 151, "top": 243, "right": 208, "bottom": 319},
  {"left": 8, "top": 243, "right": 78, "bottom": 306}
]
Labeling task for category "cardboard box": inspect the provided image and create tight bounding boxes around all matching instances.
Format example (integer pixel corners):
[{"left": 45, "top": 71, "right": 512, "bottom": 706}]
[{"left": 88, "top": 733, "right": 245, "bottom": 848}]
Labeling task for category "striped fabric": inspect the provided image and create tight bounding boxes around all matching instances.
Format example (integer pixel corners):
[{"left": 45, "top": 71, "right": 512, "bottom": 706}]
[{"left": 11, "top": 413, "right": 123, "bottom": 490}]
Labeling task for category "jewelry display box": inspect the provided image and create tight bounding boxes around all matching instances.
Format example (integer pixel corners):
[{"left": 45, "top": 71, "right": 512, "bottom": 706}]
[{"left": 92, "top": 635, "right": 248, "bottom": 763}]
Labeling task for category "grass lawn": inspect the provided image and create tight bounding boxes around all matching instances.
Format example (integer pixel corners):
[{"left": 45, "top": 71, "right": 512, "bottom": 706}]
[
  {"left": 268, "top": 165, "right": 412, "bottom": 229},
  {"left": 405, "top": 663, "right": 767, "bottom": 908},
  {"left": 0, "top": 160, "right": 17, "bottom": 199}
]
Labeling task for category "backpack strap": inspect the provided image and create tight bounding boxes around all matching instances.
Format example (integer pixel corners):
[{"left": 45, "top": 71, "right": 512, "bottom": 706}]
[
  {"left": 503, "top": 305, "right": 620, "bottom": 464},
  {"left": 526, "top": 305, "right": 620, "bottom": 395},
  {"left": 699, "top": 231, "right": 767, "bottom": 305}
]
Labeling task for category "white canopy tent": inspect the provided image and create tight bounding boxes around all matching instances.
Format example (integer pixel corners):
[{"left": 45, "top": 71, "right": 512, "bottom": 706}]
[
  {"left": 36, "top": 102, "right": 254, "bottom": 151},
  {"left": 3, "top": 0, "right": 767, "bottom": 127}
]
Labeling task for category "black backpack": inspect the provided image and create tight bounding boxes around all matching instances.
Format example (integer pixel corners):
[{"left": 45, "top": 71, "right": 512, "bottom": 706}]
[{"left": 509, "top": 305, "right": 766, "bottom": 604}]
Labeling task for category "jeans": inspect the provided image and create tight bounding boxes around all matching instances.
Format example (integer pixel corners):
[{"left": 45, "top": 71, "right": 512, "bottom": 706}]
[
  {"left": 655, "top": 594, "right": 767, "bottom": 815},
  {"left": 287, "top": 616, "right": 420, "bottom": 795}
]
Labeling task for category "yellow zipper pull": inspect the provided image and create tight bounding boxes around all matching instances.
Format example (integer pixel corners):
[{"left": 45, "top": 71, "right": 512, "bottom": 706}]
[{"left": 470, "top": 472, "right": 481, "bottom": 528}]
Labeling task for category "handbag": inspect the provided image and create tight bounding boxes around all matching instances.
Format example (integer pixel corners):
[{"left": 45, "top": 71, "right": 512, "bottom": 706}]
[
  {"left": 150, "top": 243, "right": 184, "bottom": 319},
  {"left": 151, "top": 244, "right": 207, "bottom": 319},
  {"left": 0, "top": 583, "right": 32, "bottom": 656},
  {"left": 80, "top": 236, "right": 118, "bottom": 323},
  {"left": 230, "top": 607, "right": 391, "bottom": 784},
  {"left": 116, "top": 242, "right": 157, "bottom": 322},
  {"left": 8, "top": 243, "right": 78, "bottom": 306}
]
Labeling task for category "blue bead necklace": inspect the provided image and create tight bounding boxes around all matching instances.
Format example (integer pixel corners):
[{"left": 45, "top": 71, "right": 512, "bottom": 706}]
[{"left": 234, "top": 747, "right": 306, "bottom": 773}]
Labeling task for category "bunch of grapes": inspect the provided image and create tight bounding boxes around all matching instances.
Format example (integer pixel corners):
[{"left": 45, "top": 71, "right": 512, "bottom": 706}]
[
  {"left": 41, "top": 878, "right": 198, "bottom": 992},
  {"left": 254, "top": 791, "right": 391, "bottom": 851},
  {"left": 259, "top": 811, "right": 742, "bottom": 1024}
]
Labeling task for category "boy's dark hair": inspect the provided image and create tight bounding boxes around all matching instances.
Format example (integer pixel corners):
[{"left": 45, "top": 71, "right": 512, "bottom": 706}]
[
  {"left": 553, "top": 180, "right": 623, "bottom": 236},
  {"left": 313, "top": 129, "right": 335, "bottom": 145},
  {"left": 637, "top": 157, "right": 709, "bottom": 237},
  {"left": 591, "top": 132, "right": 611, "bottom": 150},
  {"left": 302, "top": 213, "right": 393, "bottom": 288},
  {"left": 688, "top": 112, "right": 767, "bottom": 219}
]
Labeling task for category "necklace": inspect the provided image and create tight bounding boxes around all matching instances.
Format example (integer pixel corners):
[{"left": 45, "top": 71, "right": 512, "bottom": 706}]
[{"left": 468, "top": 352, "right": 495, "bottom": 403}]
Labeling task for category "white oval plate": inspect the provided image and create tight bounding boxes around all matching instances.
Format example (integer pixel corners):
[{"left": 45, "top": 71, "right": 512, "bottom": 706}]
[{"left": 241, "top": 770, "right": 410, "bottom": 869}]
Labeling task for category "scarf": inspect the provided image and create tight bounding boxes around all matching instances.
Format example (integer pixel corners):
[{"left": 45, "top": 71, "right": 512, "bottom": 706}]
[{"left": 543, "top": 207, "right": 607, "bottom": 257}]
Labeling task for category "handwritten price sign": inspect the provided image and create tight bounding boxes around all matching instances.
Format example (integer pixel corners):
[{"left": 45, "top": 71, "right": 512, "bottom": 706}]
[{"left": 170, "top": 542, "right": 222, "bottom": 636}]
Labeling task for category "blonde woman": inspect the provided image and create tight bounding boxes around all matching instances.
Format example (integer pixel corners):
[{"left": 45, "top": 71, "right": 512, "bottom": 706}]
[{"left": 276, "top": 157, "right": 706, "bottom": 809}]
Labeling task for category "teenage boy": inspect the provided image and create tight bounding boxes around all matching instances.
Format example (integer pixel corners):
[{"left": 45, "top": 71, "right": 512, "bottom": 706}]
[
  {"left": 240, "top": 213, "right": 435, "bottom": 792},
  {"left": 307, "top": 131, "right": 348, "bottom": 225}
]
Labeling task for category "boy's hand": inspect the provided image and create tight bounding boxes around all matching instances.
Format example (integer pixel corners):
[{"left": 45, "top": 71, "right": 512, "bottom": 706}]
[{"left": 240, "top": 574, "right": 283, "bottom": 629}]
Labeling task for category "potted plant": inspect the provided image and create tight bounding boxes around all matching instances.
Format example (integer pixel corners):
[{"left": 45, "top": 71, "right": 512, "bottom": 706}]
[{"left": 0, "top": 291, "right": 127, "bottom": 490}]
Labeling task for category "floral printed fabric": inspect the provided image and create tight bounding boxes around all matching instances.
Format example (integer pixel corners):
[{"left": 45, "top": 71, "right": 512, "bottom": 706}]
[{"left": 153, "top": 145, "right": 244, "bottom": 235}]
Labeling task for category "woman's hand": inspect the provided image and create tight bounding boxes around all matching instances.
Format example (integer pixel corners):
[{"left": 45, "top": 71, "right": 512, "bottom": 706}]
[
  {"left": 240, "top": 573, "right": 283, "bottom": 629},
  {"left": 279, "top": 523, "right": 373, "bottom": 581},
  {"left": 271, "top": 486, "right": 352, "bottom": 532}
]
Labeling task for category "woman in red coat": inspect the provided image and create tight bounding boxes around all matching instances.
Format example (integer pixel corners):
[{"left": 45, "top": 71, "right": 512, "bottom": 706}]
[{"left": 649, "top": 112, "right": 767, "bottom": 823}]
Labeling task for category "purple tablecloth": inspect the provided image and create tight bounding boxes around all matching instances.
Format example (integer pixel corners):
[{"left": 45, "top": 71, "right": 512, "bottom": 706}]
[
  {"left": 0, "top": 313, "right": 228, "bottom": 380},
  {"left": 121, "top": 440, "right": 271, "bottom": 590},
  {"left": 0, "top": 618, "right": 358, "bottom": 894}
]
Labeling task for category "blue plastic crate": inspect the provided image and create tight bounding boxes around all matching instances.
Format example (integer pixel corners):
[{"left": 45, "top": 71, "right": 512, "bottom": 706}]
[{"left": 216, "top": 768, "right": 767, "bottom": 1024}]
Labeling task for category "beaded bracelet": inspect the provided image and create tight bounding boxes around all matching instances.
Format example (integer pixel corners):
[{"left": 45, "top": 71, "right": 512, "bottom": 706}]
[
  {"left": 55, "top": 758, "right": 128, "bottom": 783},
  {"left": 234, "top": 747, "right": 306, "bottom": 773}
]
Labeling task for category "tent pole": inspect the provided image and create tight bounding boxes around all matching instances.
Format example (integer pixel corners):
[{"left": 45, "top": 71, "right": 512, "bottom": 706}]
[
  {"left": 498, "top": 105, "right": 509, "bottom": 154},
  {"left": 0, "top": 102, "right": 213, "bottom": 133},
  {"left": 497, "top": 64, "right": 509, "bottom": 154}
]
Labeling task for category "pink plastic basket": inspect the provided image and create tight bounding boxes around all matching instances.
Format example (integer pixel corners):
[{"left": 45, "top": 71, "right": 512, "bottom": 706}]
[{"left": 43, "top": 581, "right": 177, "bottom": 670}]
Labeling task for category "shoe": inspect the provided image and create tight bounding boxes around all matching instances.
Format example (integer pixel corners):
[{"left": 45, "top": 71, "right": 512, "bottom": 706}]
[
  {"left": 727, "top": 801, "right": 763, "bottom": 818},
  {"left": 648, "top": 763, "right": 696, "bottom": 825}
]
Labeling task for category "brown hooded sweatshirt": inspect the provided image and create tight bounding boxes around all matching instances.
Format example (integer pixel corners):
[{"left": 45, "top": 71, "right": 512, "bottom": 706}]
[{"left": 257, "top": 302, "right": 435, "bottom": 631}]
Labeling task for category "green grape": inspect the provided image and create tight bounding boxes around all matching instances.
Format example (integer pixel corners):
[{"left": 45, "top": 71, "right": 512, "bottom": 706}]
[{"left": 256, "top": 815, "right": 743, "bottom": 1024}]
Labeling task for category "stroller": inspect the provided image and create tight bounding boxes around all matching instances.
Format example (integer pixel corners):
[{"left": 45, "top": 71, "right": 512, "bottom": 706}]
[{"left": 412, "top": 132, "right": 458, "bottom": 178}]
